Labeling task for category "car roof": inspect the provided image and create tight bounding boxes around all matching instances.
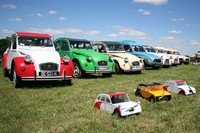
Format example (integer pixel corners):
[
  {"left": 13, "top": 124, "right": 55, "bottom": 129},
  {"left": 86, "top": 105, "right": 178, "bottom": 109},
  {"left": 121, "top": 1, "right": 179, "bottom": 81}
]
[
  {"left": 139, "top": 83, "right": 161, "bottom": 86},
  {"left": 16, "top": 32, "right": 51, "bottom": 38},
  {"left": 101, "top": 41, "right": 122, "bottom": 45},
  {"left": 65, "top": 38, "right": 89, "bottom": 42},
  {"left": 108, "top": 92, "right": 126, "bottom": 97},
  {"left": 173, "top": 80, "right": 185, "bottom": 83}
]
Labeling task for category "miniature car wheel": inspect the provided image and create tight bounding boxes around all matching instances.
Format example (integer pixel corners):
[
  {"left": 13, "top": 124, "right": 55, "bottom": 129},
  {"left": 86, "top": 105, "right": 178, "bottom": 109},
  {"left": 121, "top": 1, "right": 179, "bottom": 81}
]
[
  {"left": 73, "top": 62, "right": 83, "bottom": 78},
  {"left": 113, "top": 110, "right": 121, "bottom": 118},
  {"left": 179, "top": 91, "right": 185, "bottom": 96},
  {"left": 13, "top": 66, "right": 21, "bottom": 88},
  {"left": 149, "top": 96, "right": 156, "bottom": 103},
  {"left": 3, "top": 67, "right": 9, "bottom": 77}
]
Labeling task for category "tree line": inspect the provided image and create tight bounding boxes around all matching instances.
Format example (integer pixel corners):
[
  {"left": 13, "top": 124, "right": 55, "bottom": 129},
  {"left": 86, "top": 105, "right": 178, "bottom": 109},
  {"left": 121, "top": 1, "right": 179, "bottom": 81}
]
[{"left": 0, "top": 37, "right": 10, "bottom": 56}]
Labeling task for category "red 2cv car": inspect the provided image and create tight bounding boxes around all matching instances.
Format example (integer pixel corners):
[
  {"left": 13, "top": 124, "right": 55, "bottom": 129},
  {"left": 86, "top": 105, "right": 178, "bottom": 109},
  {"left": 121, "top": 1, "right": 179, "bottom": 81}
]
[{"left": 3, "top": 32, "right": 74, "bottom": 88}]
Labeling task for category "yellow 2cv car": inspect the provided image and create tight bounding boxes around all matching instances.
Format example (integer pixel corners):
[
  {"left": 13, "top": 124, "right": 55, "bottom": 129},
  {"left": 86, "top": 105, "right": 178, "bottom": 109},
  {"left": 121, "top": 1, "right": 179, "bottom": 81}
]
[{"left": 134, "top": 83, "right": 171, "bottom": 103}]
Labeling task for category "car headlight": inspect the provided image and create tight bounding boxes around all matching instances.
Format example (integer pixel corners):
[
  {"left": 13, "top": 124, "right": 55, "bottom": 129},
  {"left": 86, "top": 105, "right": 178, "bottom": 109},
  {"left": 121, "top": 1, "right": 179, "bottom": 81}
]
[
  {"left": 63, "top": 55, "right": 70, "bottom": 63},
  {"left": 124, "top": 57, "right": 129, "bottom": 63},
  {"left": 87, "top": 55, "right": 92, "bottom": 62},
  {"left": 118, "top": 105, "right": 122, "bottom": 109},
  {"left": 147, "top": 58, "right": 152, "bottom": 63},
  {"left": 170, "top": 56, "right": 173, "bottom": 59},
  {"left": 24, "top": 55, "right": 33, "bottom": 63}
]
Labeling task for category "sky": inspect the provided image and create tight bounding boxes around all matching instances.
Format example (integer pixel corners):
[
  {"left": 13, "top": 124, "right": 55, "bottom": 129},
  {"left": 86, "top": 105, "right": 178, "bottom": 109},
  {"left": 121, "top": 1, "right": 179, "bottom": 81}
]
[{"left": 0, "top": 0, "right": 200, "bottom": 56}]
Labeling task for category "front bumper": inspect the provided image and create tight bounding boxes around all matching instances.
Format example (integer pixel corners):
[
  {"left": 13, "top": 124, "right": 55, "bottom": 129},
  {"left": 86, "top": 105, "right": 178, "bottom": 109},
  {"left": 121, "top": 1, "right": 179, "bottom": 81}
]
[
  {"left": 85, "top": 65, "right": 115, "bottom": 74},
  {"left": 21, "top": 70, "right": 72, "bottom": 81}
]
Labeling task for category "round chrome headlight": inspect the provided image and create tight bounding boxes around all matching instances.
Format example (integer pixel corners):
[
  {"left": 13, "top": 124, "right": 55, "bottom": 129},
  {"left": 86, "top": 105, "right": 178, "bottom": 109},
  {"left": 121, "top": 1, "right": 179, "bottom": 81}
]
[
  {"left": 87, "top": 55, "right": 92, "bottom": 61},
  {"left": 63, "top": 55, "right": 70, "bottom": 63},
  {"left": 147, "top": 58, "right": 151, "bottom": 63},
  {"left": 124, "top": 57, "right": 129, "bottom": 63},
  {"left": 24, "top": 55, "right": 33, "bottom": 63}
]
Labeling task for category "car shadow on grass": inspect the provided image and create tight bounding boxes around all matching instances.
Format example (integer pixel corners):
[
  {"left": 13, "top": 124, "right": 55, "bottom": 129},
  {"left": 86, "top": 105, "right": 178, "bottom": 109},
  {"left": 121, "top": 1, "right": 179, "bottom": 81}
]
[{"left": 17, "top": 81, "right": 72, "bottom": 89}]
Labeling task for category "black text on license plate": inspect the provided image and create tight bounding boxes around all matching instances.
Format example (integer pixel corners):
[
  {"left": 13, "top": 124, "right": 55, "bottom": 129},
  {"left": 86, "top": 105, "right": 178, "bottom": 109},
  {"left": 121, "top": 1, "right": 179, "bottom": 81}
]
[{"left": 40, "top": 71, "right": 59, "bottom": 76}]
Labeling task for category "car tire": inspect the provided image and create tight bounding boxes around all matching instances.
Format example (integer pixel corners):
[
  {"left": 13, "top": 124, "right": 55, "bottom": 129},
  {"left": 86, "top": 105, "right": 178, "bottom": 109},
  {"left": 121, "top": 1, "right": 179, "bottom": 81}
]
[
  {"left": 3, "top": 67, "right": 9, "bottom": 77},
  {"left": 115, "top": 63, "right": 122, "bottom": 74},
  {"left": 149, "top": 96, "right": 156, "bottom": 103},
  {"left": 13, "top": 66, "right": 21, "bottom": 88},
  {"left": 179, "top": 91, "right": 185, "bottom": 96},
  {"left": 113, "top": 110, "right": 121, "bottom": 118},
  {"left": 73, "top": 62, "right": 83, "bottom": 78}
]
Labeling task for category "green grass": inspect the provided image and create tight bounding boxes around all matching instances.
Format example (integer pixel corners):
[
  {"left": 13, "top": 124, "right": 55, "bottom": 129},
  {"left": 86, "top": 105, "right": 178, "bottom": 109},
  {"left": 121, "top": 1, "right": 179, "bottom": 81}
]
[{"left": 0, "top": 64, "right": 200, "bottom": 133}]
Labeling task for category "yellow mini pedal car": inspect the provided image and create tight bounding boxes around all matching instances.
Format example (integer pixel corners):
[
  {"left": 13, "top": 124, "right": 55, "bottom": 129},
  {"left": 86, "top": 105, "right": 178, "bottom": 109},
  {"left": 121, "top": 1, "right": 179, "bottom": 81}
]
[{"left": 134, "top": 83, "right": 171, "bottom": 103}]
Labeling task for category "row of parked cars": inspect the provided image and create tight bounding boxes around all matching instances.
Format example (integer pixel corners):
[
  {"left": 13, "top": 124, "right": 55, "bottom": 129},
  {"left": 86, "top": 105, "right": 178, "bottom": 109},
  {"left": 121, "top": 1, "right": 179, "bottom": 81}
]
[{"left": 2, "top": 32, "right": 190, "bottom": 88}]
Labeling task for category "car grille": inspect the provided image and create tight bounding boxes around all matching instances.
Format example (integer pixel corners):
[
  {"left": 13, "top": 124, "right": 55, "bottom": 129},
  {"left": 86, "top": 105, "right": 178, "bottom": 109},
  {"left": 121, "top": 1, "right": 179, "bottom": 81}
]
[
  {"left": 40, "top": 63, "right": 58, "bottom": 70},
  {"left": 154, "top": 59, "right": 161, "bottom": 63},
  {"left": 132, "top": 61, "right": 139, "bottom": 66},
  {"left": 165, "top": 59, "right": 169, "bottom": 64},
  {"left": 98, "top": 61, "right": 108, "bottom": 66}
]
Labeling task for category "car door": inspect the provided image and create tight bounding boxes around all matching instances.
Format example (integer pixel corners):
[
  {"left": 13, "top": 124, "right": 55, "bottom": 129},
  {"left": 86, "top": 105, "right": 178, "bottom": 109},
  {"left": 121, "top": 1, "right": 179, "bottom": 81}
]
[
  {"left": 55, "top": 39, "right": 70, "bottom": 57},
  {"left": 7, "top": 36, "right": 18, "bottom": 70},
  {"left": 104, "top": 96, "right": 114, "bottom": 114}
]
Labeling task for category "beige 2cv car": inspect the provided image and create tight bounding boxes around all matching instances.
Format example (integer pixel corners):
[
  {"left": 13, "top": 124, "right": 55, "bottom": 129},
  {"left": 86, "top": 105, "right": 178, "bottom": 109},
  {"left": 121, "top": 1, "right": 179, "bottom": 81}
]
[{"left": 91, "top": 41, "right": 144, "bottom": 73}]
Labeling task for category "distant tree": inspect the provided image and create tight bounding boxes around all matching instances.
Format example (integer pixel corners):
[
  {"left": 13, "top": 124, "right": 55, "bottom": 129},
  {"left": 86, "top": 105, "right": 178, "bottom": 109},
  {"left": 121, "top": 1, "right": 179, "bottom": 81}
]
[{"left": 0, "top": 37, "right": 10, "bottom": 56}]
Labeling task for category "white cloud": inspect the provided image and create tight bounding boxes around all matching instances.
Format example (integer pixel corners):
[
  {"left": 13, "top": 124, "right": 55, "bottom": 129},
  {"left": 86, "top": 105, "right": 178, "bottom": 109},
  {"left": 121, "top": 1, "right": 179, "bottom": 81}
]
[
  {"left": 36, "top": 13, "right": 42, "bottom": 17},
  {"left": 185, "top": 24, "right": 199, "bottom": 27},
  {"left": 191, "top": 40, "right": 200, "bottom": 46},
  {"left": 59, "top": 17, "right": 66, "bottom": 21},
  {"left": 110, "top": 25, "right": 146, "bottom": 37},
  {"left": 1, "top": 4, "right": 17, "bottom": 9},
  {"left": 48, "top": 10, "right": 58, "bottom": 15},
  {"left": 171, "top": 18, "right": 185, "bottom": 22},
  {"left": 168, "top": 30, "right": 182, "bottom": 34},
  {"left": 8, "top": 18, "right": 22, "bottom": 22},
  {"left": 159, "top": 36, "right": 182, "bottom": 44},
  {"left": 26, "top": 28, "right": 100, "bottom": 36},
  {"left": 107, "top": 34, "right": 119, "bottom": 37},
  {"left": 137, "top": 9, "right": 151, "bottom": 15},
  {"left": 133, "top": 0, "right": 168, "bottom": 5},
  {"left": 0, "top": 29, "right": 14, "bottom": 39}
]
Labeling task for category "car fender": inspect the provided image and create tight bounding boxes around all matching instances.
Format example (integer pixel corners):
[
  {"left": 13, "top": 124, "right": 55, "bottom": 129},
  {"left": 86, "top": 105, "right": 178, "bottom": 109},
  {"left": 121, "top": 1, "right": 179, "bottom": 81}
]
[
  {"left": 3, "top": 52, "right": 8, "bottom": 69},
  {"left": 93, "top": 101, "right": 102, "bottom": 109},
  {"left": 12, "top": 57, "right": 35, "bottom": 77},
  {"left": 72, "top": 56, "right": 95, "bottom": 71},
  {"left": 60, "top": 58, "right": 74, "bottom": 76},
  {"left": 113, "top": 107, "right": 122, "bottom": 117}
]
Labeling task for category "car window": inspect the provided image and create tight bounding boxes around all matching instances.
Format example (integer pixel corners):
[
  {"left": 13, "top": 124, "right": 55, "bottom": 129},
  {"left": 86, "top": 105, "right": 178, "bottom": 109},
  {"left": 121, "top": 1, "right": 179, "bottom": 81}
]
[
  {"left": 61, "top": 40, "right": 69, "bottom": 51},
  {"left": 100, "top": 96, "right": 105, "bottom": 102},
  {"left": 106, "top": 97, "right": 111, "bottom": 103}
]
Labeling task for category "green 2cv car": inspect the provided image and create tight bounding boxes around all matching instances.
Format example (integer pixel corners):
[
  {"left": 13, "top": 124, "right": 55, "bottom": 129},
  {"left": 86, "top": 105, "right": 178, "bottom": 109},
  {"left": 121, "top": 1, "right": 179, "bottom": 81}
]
[{"left": 54, "top": 38, "right": 115, "bottom": 78}]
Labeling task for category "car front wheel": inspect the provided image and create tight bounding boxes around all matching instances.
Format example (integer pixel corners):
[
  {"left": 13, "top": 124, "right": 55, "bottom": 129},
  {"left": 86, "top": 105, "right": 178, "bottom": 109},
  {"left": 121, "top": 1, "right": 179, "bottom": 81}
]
[
  {"left": 73, "top": 62, "right": 84, "bottom": 78},
  {"left": 13, "top": 66, "right": 21, "bottom": 88}
]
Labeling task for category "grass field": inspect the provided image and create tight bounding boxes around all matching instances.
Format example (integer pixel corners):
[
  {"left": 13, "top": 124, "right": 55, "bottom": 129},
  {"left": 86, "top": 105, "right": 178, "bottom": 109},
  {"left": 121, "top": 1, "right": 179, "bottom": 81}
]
[{"left": 0, "top": 64, "right": 200, "bottom": 133}]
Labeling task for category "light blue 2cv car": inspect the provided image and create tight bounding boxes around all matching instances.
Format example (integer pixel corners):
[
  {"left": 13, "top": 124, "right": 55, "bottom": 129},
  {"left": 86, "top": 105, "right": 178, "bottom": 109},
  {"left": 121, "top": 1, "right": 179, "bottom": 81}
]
[{"left": 120, "top": 40, "right": 161, "bottom": 69}]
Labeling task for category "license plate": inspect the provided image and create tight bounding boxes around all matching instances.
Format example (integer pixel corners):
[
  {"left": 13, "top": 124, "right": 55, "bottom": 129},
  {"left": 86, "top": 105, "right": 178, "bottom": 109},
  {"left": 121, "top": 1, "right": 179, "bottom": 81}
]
[
  {"left": 132, "top": 66, "right": 140, "bottom": 70},
  {"left": 40, "top": 71, "right": 59, "bottom": 77}
]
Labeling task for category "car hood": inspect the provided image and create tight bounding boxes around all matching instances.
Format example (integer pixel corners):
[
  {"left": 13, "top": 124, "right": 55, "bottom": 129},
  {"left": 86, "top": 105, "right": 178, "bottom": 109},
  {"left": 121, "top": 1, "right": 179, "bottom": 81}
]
[
  {"left": 178, "top": 85, "right": 196, "bottom": 93},
  {"left": 19, "top": 49, "right": 60, "bottom": 72},
  {"left": 150, "top": 90, "right": 171, "bottom": 97},
  {"left": 109, "top": 52, "right": 140, "bottom": 61},
  {"left": 72, "top": 49, "right": 110, "bottom": 61},
  {"left": 130, "top": 52, "right": 160, "bottom": 60},
  {"left": 114, "top": 101, "right": 140, "bottom": 110}
]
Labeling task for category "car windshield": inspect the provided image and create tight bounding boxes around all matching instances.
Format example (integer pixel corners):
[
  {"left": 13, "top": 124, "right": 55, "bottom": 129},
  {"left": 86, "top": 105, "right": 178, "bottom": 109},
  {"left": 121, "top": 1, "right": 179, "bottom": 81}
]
[
  {"left": 70, "top": 41, "right": 92, "bottom": 49},
  {"left": 18, "top": 37, "right": 53, "bottom": 47},
  {"left": 107, "top": 44, "right": 124, "bottom": 51},
  {"left": 176, "top": 81, "right": 187, "bottom": 86},
  {"left": 173, "top": 51, "right": 180, "bottom": 55},
  {"left": 147, "top": 47, "right": 156, "bottom": 53},
  {"left": 132, "top": 46, "right": 146, "bottom": 52},
  {"left": 111, "top": 94, "right": 130, "bottom": 104},
  {"left": 165, "top": 50, "right": 173, "bottom": 54},
  {"left": 157, "top": 49, "right": 164, "bottom": 53}
]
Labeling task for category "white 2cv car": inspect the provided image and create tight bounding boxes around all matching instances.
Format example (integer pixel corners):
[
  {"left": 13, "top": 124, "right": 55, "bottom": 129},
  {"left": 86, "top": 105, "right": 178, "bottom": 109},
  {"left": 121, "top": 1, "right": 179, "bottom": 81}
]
[
  {"left": 163, "top": 80, "right": 196, "bottom": 95},
  {"left": 3, "top": 32, "right": 74, "bottom": 88},
  {"left": 93, "top": 92, "right": 142, "bottom": 118}
]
